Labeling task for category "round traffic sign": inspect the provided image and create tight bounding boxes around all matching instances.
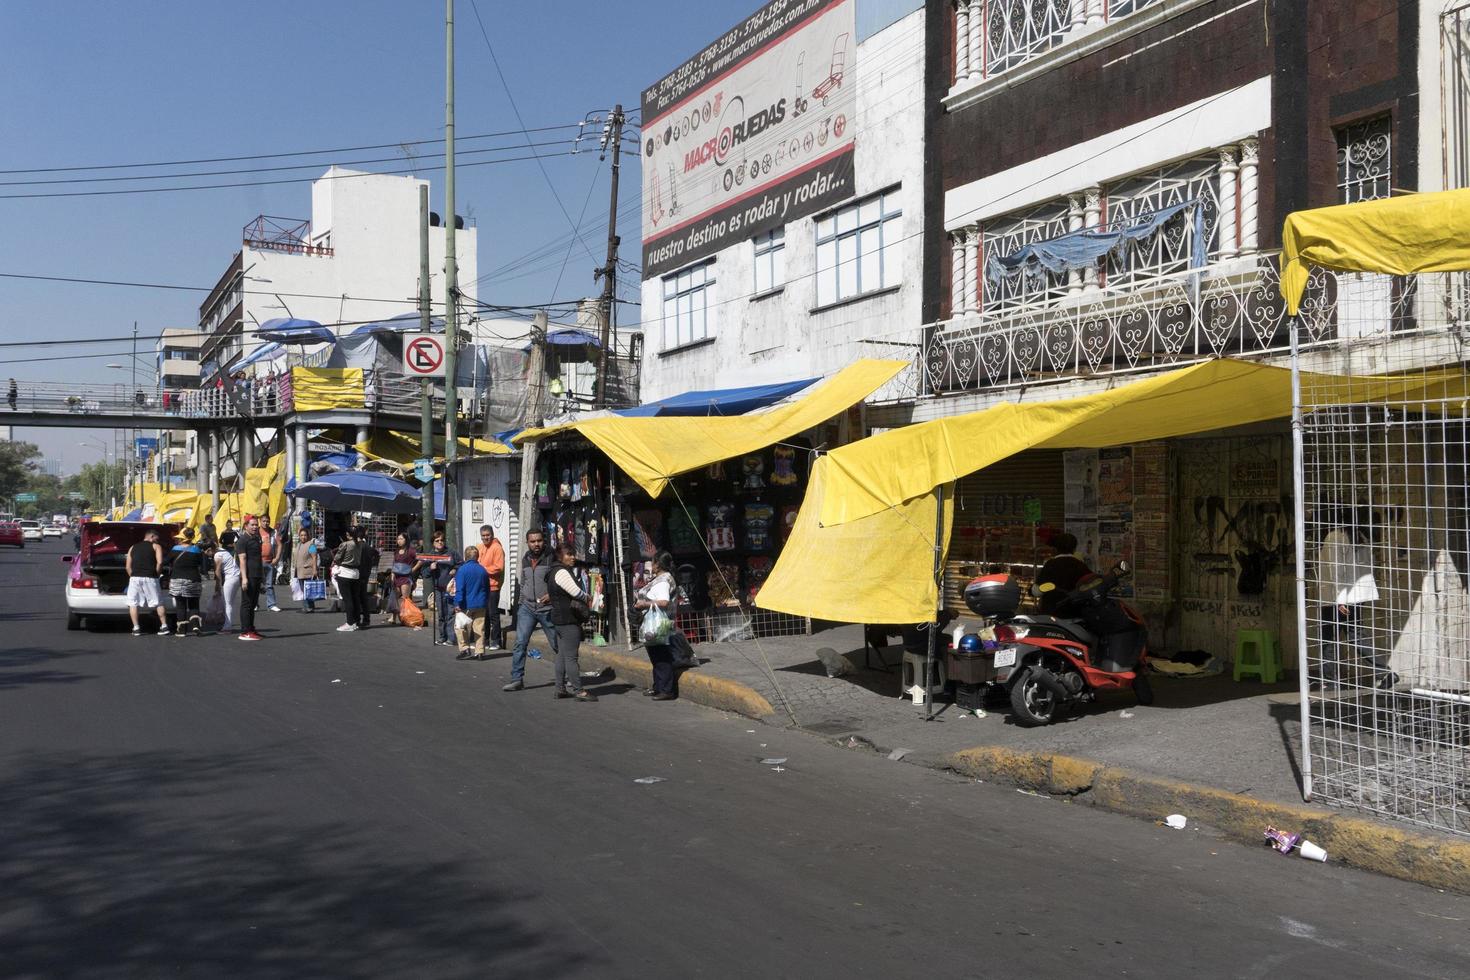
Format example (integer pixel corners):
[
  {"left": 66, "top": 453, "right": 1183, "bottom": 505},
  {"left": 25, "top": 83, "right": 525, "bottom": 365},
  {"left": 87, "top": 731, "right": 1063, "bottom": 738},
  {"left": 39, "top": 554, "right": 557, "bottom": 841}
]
[{"left": 405, "top": 336, "right": 445, "bottom": 375}]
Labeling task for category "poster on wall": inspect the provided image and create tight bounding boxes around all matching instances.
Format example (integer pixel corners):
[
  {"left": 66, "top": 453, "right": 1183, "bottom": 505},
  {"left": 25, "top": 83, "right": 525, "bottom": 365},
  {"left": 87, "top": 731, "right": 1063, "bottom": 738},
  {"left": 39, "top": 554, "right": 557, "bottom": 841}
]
[
  {"left": 1063, "top": 449, "right": 1098, "bottom": 518},
  {"left": 640, "top": 0, "right": 857, "bottom": 278},
  {"left": 1065, "top": 520, "right": 1100, "bottom": 568},
  {"left": 1097, "top": 520, "right": 1135, "bottom": 597},
  {"left": 1097, "top": 447, "right": 1133, "bottom": 518}
]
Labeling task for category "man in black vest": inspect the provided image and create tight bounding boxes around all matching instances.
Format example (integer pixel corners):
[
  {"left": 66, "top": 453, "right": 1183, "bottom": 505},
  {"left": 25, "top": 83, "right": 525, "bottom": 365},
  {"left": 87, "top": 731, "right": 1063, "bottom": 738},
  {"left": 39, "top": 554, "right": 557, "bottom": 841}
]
[
  {"left": 235, "top": 515, "right": 264, "bottom": 641},
  {"left": 125, "top": 528, "right": 169, "bottom": 636}
]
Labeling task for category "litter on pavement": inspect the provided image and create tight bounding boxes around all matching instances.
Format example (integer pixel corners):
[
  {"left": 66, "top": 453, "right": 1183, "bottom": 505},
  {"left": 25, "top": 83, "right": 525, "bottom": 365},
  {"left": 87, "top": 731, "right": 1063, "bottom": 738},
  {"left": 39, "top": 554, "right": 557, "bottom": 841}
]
[
  {"left": 633, "top": 776, "right": 667, "bottom": 785},
  {"left": 760, "top": 757, "right": 787, "bottom": 765},
  {"left": 1265, "top": 826, "right": 1328, "bottom": 861},
  {"left": 1164, "top": 814, "right": 1187, "bottom": 830},
  {"left": 1119, "top": 710, "right": 1136, "bottom": 719},
  {"left": 888, "top": 748, "right": 911, "bottom": 761},
  {"left": 331, "top": 679, "right": 342, "bottom": 684}
]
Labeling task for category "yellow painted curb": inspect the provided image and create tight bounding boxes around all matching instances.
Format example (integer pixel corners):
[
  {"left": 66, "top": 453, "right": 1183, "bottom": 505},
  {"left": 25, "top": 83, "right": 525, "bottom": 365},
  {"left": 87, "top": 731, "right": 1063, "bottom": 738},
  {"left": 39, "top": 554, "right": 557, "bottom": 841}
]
[
  {"left": 526, "top": 634, "right": 776, "bottom": 720},
  {"left": 945, "top": 746, "right": 1470, "bottom": 894}
]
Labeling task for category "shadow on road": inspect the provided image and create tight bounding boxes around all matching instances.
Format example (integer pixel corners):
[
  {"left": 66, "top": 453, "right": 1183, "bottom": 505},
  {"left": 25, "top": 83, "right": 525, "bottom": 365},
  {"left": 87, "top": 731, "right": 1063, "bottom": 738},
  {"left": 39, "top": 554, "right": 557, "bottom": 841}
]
[
  {"left": 0, "top": 646, "right": 97, "bottom": 690},
  {"left": 0, "top": 747, "right": 584, "bottom": 978}
]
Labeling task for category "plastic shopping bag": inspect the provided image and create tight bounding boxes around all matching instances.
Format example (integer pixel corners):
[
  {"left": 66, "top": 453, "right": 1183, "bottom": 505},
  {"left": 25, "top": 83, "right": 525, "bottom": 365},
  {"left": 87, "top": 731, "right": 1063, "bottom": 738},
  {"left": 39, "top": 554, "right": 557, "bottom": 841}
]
[
  {"left": 400, "top": 596, "right": 425, "bottom": 629},
  {"left": 454, "top": 610, "right": 472, "bottom": 632},
  {"left": 203, "top": 592, "right": 226, "bottom": 631},
  {"left": 639, "top": 605, "right": 672, "bottom": 644}
]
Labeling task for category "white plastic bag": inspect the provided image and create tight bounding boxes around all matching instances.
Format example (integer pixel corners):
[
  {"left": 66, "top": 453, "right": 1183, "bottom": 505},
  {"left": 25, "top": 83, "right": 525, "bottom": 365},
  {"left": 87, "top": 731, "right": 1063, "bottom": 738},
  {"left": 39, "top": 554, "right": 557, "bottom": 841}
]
[
  {"left": 639, "top": 605, "right": 672, "bottom": 644},
  {"left": 454, "top": 610, "right": 472, "bottom": 631}
]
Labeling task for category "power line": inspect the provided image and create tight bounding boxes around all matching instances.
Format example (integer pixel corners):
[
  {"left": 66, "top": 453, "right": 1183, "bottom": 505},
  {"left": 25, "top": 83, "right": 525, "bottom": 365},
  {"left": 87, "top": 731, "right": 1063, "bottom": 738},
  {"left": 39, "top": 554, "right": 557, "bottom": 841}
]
[
  {"left": 0, "top": 124, "right": 582, "bottom": 175},
  {"left": 0, "top": 149, "right": 578, "bottom": 200}
]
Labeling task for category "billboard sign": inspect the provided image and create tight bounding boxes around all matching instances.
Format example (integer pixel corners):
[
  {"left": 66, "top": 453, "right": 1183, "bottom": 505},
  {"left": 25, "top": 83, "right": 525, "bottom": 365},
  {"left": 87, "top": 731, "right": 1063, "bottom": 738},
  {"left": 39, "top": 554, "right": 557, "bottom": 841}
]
[{"left": 641, "top": 0, "right": 856, "bottom": 279}]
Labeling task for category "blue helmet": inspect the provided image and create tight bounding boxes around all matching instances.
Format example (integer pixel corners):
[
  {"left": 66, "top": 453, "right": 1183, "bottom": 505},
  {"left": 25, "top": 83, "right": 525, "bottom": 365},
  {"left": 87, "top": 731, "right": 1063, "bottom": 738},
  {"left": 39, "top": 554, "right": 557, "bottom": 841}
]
[{"left": 957, "top": 633, "right": 983, "bottom": 654}]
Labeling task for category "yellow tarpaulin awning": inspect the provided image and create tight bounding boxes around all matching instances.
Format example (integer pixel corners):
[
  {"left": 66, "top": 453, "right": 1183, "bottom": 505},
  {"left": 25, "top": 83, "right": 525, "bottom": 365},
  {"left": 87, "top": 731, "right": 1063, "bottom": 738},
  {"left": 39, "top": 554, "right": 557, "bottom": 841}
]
[
  {"left": 755, "top": 458, "right": 953, "bottom": 624},
  {"left": 359, "top": 429, "right": 511, "bottom": 465},
  {"left": 292, "top": 367, "right": 365, "bottom": 411},
  {"left": 512, "top": 359, "right": 907, "bottom": 498},
  {"left": 1281, "top": 188, "right": 1470, "bottom": 315}
]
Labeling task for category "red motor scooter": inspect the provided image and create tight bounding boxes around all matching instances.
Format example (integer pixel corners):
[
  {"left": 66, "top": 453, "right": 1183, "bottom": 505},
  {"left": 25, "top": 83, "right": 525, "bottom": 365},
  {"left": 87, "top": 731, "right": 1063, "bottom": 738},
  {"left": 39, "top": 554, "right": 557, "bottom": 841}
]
[{"left": 958, "top": 563, "right": 1151, "bottom": 727}]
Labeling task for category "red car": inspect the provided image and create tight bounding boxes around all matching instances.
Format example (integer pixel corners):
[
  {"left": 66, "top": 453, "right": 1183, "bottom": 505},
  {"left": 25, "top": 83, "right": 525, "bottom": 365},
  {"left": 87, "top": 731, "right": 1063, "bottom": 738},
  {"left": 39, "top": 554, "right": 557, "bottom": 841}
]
[{"left": 0, "top": 521, "right": 23, "bottom": 548}]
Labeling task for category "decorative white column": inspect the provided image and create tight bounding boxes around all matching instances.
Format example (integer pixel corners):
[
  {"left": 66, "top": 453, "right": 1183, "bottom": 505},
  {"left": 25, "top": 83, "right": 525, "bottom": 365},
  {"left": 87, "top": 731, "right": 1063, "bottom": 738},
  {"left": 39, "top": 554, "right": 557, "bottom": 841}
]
[
  {"left": 963, "top": 225, "right": 981, "bottom": 313},
  {"left": 955, "top": 1, "right": 971, "bottom": 84},
  {"left": 1069, "top": 0, "right": 1088, "bottom": 31},
  {"left": 950, "top": 229, "right": 968, "bottom": 318},
  {"left": 1238, "top": 137, "right": 1260, "bottom": 252},
  {"left": 1217, "top": 146, "right": 1239, "bottom": 259},
  {"left": 1083, "top": 187, "right": 1102, "bottom": 291},
  {"left": 1086, "top": 0, "right": 1105, "bottom": 28},
  {"left": 967, "top": 0, "right": 983, "bottom": 83},
  {"left": 1067, "top": 192, "right": 1086, "bottom": 293}
]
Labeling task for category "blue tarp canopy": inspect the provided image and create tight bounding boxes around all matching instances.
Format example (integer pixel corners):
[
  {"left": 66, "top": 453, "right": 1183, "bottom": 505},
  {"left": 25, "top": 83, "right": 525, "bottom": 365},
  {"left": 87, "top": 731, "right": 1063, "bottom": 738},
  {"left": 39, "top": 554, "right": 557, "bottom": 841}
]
[
  {"left": 984, "top": 199, "right": 1204, "bottom": 289},
  {"left": 351, "top": 313, "right": 445, "bottom": 336},
  {"left": 235, "top": 341, "right": 283, "bottom": 372},
  {"left": 256, "top": 318, "right": 336, "bottom": 345},
  {"left": 615, "top": 377, "right": 820, "bottom": 417},
  {"left": 522, "top": 328, "right": 601, "bottom": 352}
]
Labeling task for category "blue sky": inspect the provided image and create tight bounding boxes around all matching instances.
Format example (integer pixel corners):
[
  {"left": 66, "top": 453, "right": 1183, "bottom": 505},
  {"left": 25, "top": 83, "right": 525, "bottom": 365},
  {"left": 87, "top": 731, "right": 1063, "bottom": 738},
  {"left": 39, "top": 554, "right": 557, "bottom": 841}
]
[{"left": 0, "top": 0, "right": 768, "bottom": 472}]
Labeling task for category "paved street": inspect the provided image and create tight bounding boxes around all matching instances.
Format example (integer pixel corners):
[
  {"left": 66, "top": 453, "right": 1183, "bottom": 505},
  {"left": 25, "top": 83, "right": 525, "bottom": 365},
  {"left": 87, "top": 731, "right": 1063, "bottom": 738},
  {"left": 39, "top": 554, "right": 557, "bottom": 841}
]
[{"left": 4, "top": 538, "right": 1470, "bottom": 980}]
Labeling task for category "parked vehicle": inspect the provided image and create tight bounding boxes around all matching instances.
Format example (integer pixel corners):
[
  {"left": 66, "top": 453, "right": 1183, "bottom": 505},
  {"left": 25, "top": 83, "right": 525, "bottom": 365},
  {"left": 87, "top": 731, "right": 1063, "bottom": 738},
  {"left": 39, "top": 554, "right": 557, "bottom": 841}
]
[
  {"left": 19, "top": 520, "right": 43, "bottom": 542},
  {"left": 954, "top": 564, "right": 1150, "bottom": 727},
  {"left": 0, "top": 520, "right": 23, "bottom": 549},
  {"left": 62, "top": 521, "right": 181, "bottom": 631}
]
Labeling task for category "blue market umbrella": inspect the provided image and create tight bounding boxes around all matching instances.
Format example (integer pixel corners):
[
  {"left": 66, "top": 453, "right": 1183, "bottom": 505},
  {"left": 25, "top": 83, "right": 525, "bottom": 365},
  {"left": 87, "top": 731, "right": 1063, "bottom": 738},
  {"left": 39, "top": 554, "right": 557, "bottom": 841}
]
[
  {"left": 256, "top": 318, "right": 336, "bottom": 345},
  {"left": 288, "top": 470, "right": 423, "bottom": 514}
]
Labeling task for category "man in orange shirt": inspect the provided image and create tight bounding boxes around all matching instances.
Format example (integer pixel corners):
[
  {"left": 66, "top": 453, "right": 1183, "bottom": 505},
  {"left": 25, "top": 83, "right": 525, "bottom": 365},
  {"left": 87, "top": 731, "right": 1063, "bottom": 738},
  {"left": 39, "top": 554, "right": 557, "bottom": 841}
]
[{"left": 477, "top": 524, "right": 506, "bottom": 651}]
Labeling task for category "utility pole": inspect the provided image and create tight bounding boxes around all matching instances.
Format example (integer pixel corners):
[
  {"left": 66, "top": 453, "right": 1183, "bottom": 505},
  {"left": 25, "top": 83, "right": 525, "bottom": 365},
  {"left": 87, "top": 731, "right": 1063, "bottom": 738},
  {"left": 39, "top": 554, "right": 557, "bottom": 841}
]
[
  {"left": 418, "top": 184, "right": 435, "bottom": 536},
  {"left": 593, "top": 105, "right": 625, "bottom": 407},
  {"left": 443, "top": 0, "right": 460, "bottom": 550},
  {"left": 517, "top": 311, "right": 549, "bottom": 549}
]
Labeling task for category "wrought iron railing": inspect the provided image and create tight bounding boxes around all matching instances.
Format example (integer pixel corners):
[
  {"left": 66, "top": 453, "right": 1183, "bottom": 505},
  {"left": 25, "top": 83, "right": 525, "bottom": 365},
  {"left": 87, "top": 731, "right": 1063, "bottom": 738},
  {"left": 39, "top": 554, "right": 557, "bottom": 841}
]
[{"left": 952, "top": 0, "right": 1166, "bottom": 88}]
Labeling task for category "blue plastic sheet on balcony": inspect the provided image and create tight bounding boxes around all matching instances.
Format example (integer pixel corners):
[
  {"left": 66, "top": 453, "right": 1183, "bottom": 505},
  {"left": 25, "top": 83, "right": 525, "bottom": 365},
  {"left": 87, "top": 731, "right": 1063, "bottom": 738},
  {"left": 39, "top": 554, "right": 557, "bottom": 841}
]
[
  {"left": 234, "top": 341, "right": 283, "bottom": 372},
  {"left": 984, "top": 199, "right": 1205, "bottom": 291},
  {"left": 256, "top": 318, "right": 336, "bottom": 345},
  {"left": 614, "top": 377, "right": 819, "bottom": 417}
]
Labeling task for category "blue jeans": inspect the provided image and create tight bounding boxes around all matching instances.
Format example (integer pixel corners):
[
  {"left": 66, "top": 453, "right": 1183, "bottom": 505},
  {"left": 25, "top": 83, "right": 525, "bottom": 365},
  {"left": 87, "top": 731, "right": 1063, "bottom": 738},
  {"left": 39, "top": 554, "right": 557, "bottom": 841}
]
[
  {"left": 264, "top": 566, "right": 278, "bottom": 607},
  {"left": 511, "top": 605, "right": 557, "bottom": 682},
  {"left": 435, "top": 589, "right": 455, "bottom": 644}
]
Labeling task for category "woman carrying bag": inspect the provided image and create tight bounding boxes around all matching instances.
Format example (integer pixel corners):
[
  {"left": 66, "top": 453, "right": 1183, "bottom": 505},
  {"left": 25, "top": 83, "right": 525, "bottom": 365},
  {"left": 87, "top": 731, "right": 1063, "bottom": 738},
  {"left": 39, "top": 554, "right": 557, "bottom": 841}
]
[
  {"left": 332, "top": 533, "right": 363, "bottom": 633},
  {"left": 634, "top": 551, "right": 679, "bottom": 700}
]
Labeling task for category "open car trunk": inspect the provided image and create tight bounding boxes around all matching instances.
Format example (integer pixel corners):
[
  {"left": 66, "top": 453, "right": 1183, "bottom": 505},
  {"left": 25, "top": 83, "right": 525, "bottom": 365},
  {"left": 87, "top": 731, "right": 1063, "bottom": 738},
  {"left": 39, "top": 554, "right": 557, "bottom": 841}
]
[{"left": 79, "top": 522, "right": 180, "bottom": 594}]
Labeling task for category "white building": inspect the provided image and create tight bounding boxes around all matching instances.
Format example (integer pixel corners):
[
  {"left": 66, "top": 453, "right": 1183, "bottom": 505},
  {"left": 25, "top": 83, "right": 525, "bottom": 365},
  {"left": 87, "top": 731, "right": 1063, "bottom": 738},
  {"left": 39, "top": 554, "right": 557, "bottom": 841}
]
[
  {"left": 638, "top": 1, "right": 927, "bottom": 401},
  {"left": 197, "top": 167, "right": 479, "bottom": 379}
]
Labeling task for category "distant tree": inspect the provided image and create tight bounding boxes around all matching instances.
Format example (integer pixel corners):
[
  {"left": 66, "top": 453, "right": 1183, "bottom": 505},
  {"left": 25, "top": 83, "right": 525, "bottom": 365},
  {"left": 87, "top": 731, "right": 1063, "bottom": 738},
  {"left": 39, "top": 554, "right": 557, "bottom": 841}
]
[{"left": 0, "top": 441, "right": 41, "bottom": 501}]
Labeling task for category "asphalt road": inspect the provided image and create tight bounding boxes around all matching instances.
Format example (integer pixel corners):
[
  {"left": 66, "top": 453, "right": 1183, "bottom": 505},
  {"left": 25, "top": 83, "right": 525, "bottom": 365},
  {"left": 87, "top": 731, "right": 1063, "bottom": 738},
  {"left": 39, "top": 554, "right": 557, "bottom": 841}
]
[{"left": 4, "top": 538, "right": 1470, "bottom": 979}]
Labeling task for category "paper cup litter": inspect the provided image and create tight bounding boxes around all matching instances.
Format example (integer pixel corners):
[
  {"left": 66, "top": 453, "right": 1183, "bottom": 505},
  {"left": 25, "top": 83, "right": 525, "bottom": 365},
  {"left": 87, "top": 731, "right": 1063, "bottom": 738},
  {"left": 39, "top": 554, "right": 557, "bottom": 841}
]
[{"left": 1298, "top": 840, "right": 1327, "bottom": 862}]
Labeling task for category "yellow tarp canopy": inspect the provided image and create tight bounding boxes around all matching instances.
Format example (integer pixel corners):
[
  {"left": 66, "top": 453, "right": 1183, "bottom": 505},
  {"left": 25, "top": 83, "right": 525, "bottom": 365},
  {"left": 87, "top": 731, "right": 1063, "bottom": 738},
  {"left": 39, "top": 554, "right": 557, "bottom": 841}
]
[
  {"left": 1281, "top": 188, "right": 1470, "bottom": 315},
  {"left": 513, "top": 359, "right": 907, "bottom": 497},
  {"left": 818, "top": 358, "right": 1470, "bottom": 529},
  {"left": 359, "top": 429, "right": 510, "bottom": 466},
  {"left": 755, "top": 457, "right": 953, "bottom": 624},
  {"left": 292, "top": 367, "right": 365, "bottom": 411}
]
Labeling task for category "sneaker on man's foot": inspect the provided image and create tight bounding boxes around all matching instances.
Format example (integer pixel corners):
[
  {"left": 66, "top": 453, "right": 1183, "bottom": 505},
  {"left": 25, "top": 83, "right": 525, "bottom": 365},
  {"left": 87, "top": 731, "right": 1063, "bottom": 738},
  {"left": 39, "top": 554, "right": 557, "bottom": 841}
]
[
  {"left": 268, "top": 605, "right": 282, "bottom": 613},
  {"left": 131, "top": 626, "right": 142, "bottom": 636},
  {"left": 157, "top": 624, "right": 172, "bottom": 635},
  {"left": 239, "top": 632, "right": 262, "bottom": 641},
  {"left": 335, "top": 623, "right": 357, "bottom": 632},
  {"left": 502, "top": 680, "right": 524, "bottom": 692},
  {"left": 486, "top": 643, "right": 503, "bottom": 652}
]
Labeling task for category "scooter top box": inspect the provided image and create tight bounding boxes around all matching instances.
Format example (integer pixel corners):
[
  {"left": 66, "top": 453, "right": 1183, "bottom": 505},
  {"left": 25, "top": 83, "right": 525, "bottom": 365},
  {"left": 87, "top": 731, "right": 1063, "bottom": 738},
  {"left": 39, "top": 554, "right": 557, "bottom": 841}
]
[{"left": 963, "top": 574, "right": 1020, "bottom": 617}]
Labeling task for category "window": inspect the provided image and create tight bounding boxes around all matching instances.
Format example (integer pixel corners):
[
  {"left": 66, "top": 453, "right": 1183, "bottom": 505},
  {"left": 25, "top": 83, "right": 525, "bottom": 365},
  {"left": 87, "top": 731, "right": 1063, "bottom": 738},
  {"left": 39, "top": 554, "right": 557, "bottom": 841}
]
[
  {"left": 661, "top": 260, "right": 715, "bottom": 350},
  {"left": 753, "top": 228, "right": 786, "bottom": 295},
  {"left": 815, "top": 189, "right": 902, "bottom": 307},
  {"left": 1337, "top": 115, "right": 1392, "bottom": 203}
]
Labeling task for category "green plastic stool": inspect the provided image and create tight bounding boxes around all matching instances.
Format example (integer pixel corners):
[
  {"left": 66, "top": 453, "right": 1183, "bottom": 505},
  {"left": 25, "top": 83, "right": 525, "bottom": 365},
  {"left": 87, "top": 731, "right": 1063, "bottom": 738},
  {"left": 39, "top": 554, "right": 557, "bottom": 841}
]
[{"left": 1233, "top": 629, "right": 1280, "bottom": 683}]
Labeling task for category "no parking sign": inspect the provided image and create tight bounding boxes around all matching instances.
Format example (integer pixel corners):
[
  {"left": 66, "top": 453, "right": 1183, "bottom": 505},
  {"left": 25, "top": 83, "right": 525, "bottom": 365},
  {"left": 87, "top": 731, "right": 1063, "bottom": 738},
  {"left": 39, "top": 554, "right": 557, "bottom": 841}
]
[{"left": 402, "top": 333, "right": 446, "bottom": 377}]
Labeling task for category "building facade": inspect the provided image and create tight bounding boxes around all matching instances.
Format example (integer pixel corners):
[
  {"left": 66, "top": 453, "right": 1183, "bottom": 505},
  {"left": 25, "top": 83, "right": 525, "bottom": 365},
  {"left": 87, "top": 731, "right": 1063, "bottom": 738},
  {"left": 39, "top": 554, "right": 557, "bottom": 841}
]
[
  {"left": 196, "top": 168, "right": 479, "bottom": 381},
  {"left": 638, "top": 0, "right": 928, "bottom": 402}
]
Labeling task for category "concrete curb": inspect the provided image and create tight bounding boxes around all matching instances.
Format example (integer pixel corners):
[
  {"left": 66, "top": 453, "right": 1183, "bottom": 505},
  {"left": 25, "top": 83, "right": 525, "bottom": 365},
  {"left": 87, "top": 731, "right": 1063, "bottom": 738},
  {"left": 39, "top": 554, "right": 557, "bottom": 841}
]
[
  {"left": 943, "top": 746, "right": 1470, "bottom": 894},
  {"left": 524, "top": 634, "right": 778, "bottom": 720}
]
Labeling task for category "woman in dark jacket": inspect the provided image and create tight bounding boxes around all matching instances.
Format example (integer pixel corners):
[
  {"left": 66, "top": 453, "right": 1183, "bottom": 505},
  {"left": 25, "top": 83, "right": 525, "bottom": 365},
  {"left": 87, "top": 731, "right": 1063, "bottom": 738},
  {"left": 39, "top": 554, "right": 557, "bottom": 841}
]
[
  {"left": 332, "top": 533, "right": 363, "bottom": 632},
  {"left": 547, "top": 544, "right": 598, "bottom": 702},
  {"left": 354, "top": 527, "right": 378, "bottom": 629},
  {"left": 168, "top": 527, "right": 207, "bottom": 636}
]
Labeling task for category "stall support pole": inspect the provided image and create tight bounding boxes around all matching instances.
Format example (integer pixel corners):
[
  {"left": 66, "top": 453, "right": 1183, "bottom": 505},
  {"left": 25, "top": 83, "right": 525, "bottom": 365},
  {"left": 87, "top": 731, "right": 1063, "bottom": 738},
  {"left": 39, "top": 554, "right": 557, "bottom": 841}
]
[
  {"left": 925, "top": 484, "right": 946, "bottom": 722},
  {"left": 209, "top": 431, "right": 220, "bottom": 519},
  {"left": 418, "top": 183, "right": 435, "bottom": 537},
  {"left": 516, "top": 312, "right": 549, "bottom": 551},
  {"left": 1289, "top": 314, "right": 1314, "bottom": 801},
  {"left": 295, "top": 424, "right": 309, "bottom": 515}
]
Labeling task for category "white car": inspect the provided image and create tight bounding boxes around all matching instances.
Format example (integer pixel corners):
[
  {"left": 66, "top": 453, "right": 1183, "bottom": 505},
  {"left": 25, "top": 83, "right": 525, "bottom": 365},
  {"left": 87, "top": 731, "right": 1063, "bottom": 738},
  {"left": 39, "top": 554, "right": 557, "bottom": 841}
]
[
  {"left": 43, "top": 525, "right": 63, "bottom": 538},
  {"left": 64, "top": 521, "right": 182, "bottom": 630},
  {"left": 19, "top": 520, "right": 43, "bottom": 542}
]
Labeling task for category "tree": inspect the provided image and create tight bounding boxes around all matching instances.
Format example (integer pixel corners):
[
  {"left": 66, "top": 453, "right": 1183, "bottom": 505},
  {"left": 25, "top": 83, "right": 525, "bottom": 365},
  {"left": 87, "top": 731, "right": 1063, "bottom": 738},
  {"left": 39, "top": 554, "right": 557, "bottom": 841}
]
[
  {"left": 0, "top": 441, "right": 41, "bottom": 501},
  {"left": 74, "top": 460, "right": 128, "bottom": 512}
]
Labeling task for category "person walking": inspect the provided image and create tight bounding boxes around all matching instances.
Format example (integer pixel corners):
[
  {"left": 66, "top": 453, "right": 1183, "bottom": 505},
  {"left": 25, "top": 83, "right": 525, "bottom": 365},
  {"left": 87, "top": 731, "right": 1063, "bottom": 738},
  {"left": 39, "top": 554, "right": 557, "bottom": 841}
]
[
  {"left": 292, "top": 527, "right": 320, "bottom": 613},
  {"left": 475, "top": 524, "right": 506, "bottom": 651},
  {"left": 7, "top": 378, "right": 17, "bottom": 411},
  {"left": 168, "top": 528, "right": 206, "bottom": 636},
  {"left": 634, "top": 551, "right": 679, "bottom": 700},
  {"left": 453, "top": 545, "right": 491, "bottom": 660},
  {"left": 332, "top": 531, "right": 363, "bottom": 632},
  {"left": 503, "top": 529, "right": 557, "bottom": 692},
  {"left": 235, "top": 515, "right": 264, "bottom": 641},
  {"left": 548, "top": 544, "right": 598, "bottom": 702},
  {"left": 260, "top": 521, "right": 283, "bottom": 612},
  {"left": 219, "top": 518, "right": 237, "bottom": 551},
  {"left": 125, "top": 528, "right": 170, "bottom": 636},
  {"left": 386, "top": 532, "right": 417, "bottom": 625},
  {"left": 213, "top": 540, "right": 242, "bottom": 632},
  {"left": 415, "top": 530, "right": 458, "bottom": 646},
  {"left": 355, "top": 527, "right": 378, "bottom": 629}
]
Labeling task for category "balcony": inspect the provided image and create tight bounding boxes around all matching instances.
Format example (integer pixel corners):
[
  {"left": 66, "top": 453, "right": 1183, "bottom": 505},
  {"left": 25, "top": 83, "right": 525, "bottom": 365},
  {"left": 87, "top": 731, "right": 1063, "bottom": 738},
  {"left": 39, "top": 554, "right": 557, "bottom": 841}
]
[
  {"left": 242, "top": 215, "right": 333, "bottom": 257},
  {"left": 946, "top": 0, "right": 1196, "bottom": 111}
]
